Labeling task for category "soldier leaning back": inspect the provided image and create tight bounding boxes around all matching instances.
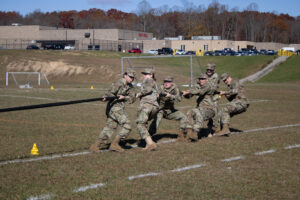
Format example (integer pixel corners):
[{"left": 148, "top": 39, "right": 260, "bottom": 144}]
[
  {"left": 149, "top": 76, "right": 187, "bottom": 141},
  {"left": 216, "top": 72, "right": 250, "bottom": 136},
  {"left": 90, "top": 69, "right": 136, "bottom": 152}
]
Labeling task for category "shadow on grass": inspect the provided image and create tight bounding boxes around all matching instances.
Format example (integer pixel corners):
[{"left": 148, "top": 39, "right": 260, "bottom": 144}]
[{"left": 118, "top": 127, "right": 243, "bottom": 149}]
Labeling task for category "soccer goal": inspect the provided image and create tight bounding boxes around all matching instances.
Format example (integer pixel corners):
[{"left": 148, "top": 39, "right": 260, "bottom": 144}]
[
  {"left": 5, "top": 72, "right": 50, "bottom": 88},
  {"left": 121, "top": 55, "right": 203, "bottom": 87}
]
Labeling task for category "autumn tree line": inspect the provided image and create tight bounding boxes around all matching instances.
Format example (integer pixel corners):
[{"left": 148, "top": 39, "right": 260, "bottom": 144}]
[{"left": 1, "top": 0, "right": 299, "bottom": 43}]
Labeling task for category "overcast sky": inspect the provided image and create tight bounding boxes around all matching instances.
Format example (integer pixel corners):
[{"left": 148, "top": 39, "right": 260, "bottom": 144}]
[{"left": 1, "top": 0, "right": 299, "bottom": 17}]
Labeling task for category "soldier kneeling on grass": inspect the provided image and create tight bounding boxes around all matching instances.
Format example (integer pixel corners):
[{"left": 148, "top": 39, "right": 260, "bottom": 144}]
[
  {"left": 90, "top": 69, "right": 136, "bottom": 152},
  {"left": 182, "top": 73, "right": 216, "bottom": 142},
  {"left": 215, "top": 73, "right": 250, "bottom": 136}
]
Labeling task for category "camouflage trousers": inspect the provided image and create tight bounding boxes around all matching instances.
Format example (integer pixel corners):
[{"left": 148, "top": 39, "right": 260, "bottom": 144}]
[
  {"left": 149, "top": 108, "right": 187, "bottom": 135},
  {"left": 208, "top": 95, "right": 220, "bottom": 129},
  {"left": 98, "top": 107, "right": 132, "bottom": 141},
  {"left": 136, "top": 103, "right": 159, "bottom": 139},
  {"left": 218, "top": 101, "right": 249, "bottom": 124},
  {"left": 186, "top": 107, "right": 215, "bottom": 132}
]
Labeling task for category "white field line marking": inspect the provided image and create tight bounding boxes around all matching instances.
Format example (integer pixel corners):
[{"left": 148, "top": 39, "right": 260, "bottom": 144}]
[
  {"left": 0, "top": 151, "right": 91, "bottom": 166},
  {"left": 284, "top": 144, "right": 300, "bottom": 149},
  {"left": 239, "top": 124, "right": 300, "bottom": 134},
  {"left": 1, "top": 124, "right": 299, "bottom": 166},
  {"left": 254, "top": 149, "right": 276, "bottom": 155},
  {"left": 27, "top": 142, "right": 299, "bottom": 198},
  {"left": 128, "top": 172, "right": 160, "bottom": 180},
  {"left": 73, "top": 183, "right": 105, "bottom": 193},
  {"left": 27, "top": 194, "right": 52, "bottom": 200},
  {"left": 170, "top": 163, "right": 206, "bottom": 172},
  {"left": 221, "top": 156, "right": 245, "bottom": 162}
]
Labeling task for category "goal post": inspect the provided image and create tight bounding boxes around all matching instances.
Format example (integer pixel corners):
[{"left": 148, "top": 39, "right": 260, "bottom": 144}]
[
  {"left": 121, "top": 55, "right": 196, "bottom": 87},
  {"left": 6, "top": 72, "right": 49, "bottom": 87}
]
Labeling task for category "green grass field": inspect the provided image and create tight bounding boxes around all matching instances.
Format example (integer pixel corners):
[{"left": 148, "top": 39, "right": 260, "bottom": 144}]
[{"left": 0, "top": 51, "right": 299, "bottom": 200}]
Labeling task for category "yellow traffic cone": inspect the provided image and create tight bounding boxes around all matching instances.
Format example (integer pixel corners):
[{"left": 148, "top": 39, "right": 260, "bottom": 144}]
[
  {"left": 90, "top": 85, "right": 94, "bottom": 90},
  {"left": 50, "top": 85, "right": 54, "bottom": 90},
  {"left": 31, "top": 143, "right": 39, "bottom": 155}
]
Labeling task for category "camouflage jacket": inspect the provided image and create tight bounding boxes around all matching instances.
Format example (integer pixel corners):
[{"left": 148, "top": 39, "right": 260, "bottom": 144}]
[
  {"left": 137, "top": 77, "right": 159, "bottom": 107},
  {"left": 189, "top": 82, "right": 215, "bottom": 108},
  {"left": 158, "top": 83, "right": 182, "bottom": 109},
  {"left": 208, "top": 73, "right": 220, "bottom": 91},
  {"left": 224, "top": 79, "right": 249, "bottom": 105},
  {"left": 105, "top": 78, "right": 136, "bottom": 112},
  {"left": 208, "top": 73, "right": 220, "bottom": 103}
]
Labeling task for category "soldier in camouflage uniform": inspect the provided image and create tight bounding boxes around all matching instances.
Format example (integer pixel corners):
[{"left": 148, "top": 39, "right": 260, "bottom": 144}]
[
  {"left": 182, "top": 73, "right": 216, "bottom": 142},
  {"left": 206, "top": 63, "right": 220, "bottom": 137},
  {"left": 90, "top": 69, "right": 136, "bottom": 152},
  {"left": 216, "top": 73, "right": 250, "bottom": 136},
  {"left": 149, "top": 76, "right": 187, "bottom": 141},
  {"left": 136, "top": 68, "right": 159, "bottom": 151}
]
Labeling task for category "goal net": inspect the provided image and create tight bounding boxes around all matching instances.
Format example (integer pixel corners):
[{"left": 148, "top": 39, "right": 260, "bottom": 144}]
[{"left": 6, "top": 72, "right": 50, "bottom": 88}]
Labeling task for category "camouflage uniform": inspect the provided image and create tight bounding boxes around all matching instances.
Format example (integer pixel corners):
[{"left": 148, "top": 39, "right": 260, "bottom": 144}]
[
  {"left": 206, "top": 64, "right": 220, "bottom": 130},
  {"left": 98, "top": 77, "right": 136, "bottom": 142},
  {"left": 136, "top": 75, "right": 159, "bottom": 139},
  {"left": 218, "top": 75, "right": 249, "bottom": 125},
  {"left": 149, "top": 77, "right": 187, "bottom": 134},
  {"left": 186, "top": 75, "right": 215, "bottom": 133}
]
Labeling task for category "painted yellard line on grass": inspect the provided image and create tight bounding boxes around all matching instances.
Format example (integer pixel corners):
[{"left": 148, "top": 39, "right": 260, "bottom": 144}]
[
  {"left": 170, "top": 163, "right": 206, "bottom": 172},
  {"left": 254, "top": 149, "right": 276, "bottom": 155},
  {"left": 128, "top": 172, "right": 161, "bottom": 180},
  {"left": 27, "top": 143, "right": 300, "bottom": 200},
  {"left": 73, "top": 183, "right": 105, "bottom": 193},
  {"left": 221, "top": 156, "right": 245, "bottom": 162},
  {"left": 1, "top": 124, "right": 300, "bottom": 166}
]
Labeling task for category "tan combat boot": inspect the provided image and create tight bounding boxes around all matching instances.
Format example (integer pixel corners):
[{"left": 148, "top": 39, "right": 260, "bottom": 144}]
[
  {"left": 177, "top": 129, "right": 187, "bottom": 142},
  {"left": 109, "top": 135, "right": 125, "bottom": 152},
  {"left": 187, "top": 128, "right": 198, "bottom": 142},
  {"left": 142, "top": 136, "right": 157, "bottom": 151},
  {"left": 217, "top": 124, "right": 230, "bottom": 136},
  {"left": 90, "top": 139, "right": 100, "bottom": 152}
]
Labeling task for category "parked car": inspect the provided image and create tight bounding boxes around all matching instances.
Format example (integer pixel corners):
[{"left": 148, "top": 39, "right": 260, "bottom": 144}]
[
  {"left": 128, "top": 48, "right": 142, "bottom": 53},
  {"left": 64, "top": 45, "right": 75, "bottom": 50},
  {"left": 158, "top": 47, "right": 173, "bottom": 55},
  {"left": 267, "top": 49, "right": 276, "bottom": 55},
  {"left": 204, "top": 51, "right": 214, "bottom": 56},
  {"left": 235, "top": 51, "right": 244, "bottom": 56},
  {"left": 185, "top": 51, "right": 196, "bottom": 55},
  {"left": 147, "top": 49, "right": 158, "bottom": 55},
  {"left": 223, "top": 48, "right": 232, "bottom": 52},
  {"left": 259, "top": 49, "right": 267, "bottom": 55},
  {"left": 213, "top": 50, "right": 225, "bottom": 56},
  {"left": 43, "top": 44, "right": 64, "bottom": 50},
  {"left": 249, "top": 49, "right": 259, "bottom": 55},
  {"left": 26, "top": 45, "right": 40, "bottom": 50},
  {"left": 225, "top": 50, "right": 236, "bottom": 56},
  {"left": 175, "top": 50, "right": 186, "bottom": 55}
]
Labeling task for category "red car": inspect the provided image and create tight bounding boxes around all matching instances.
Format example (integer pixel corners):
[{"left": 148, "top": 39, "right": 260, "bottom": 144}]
[{"left": 128, "top": 48, "right": 142, "bottom": 53}]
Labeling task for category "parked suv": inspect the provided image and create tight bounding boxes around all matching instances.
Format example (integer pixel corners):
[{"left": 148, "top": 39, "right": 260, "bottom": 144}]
[
  {"left": 158, "top": 48, "right": 173, "bottom": 55},
  {"left": 26, "top": 45, "right": 39, "bottom": 50}
]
